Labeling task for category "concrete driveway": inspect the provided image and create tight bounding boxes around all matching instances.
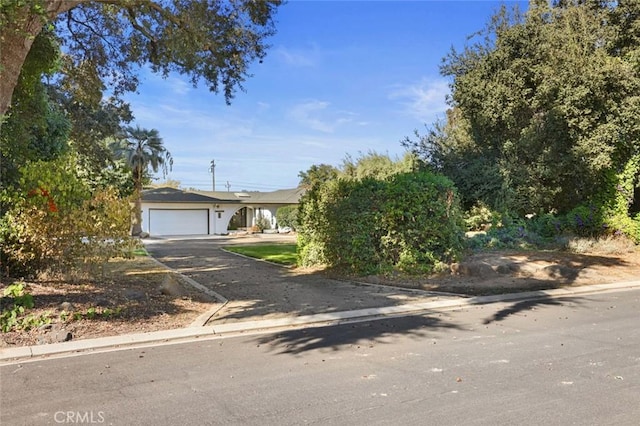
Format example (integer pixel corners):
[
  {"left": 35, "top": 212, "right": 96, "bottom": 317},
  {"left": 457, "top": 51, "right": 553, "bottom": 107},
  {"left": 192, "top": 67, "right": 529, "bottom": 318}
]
[{"left": 144, "top": 234, "right": 460, "bottom": 324}]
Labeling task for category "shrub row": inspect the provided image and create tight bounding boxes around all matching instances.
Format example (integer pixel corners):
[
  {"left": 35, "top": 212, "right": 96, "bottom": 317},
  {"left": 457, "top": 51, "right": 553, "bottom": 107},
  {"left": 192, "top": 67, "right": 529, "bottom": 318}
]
[{"left": 297, "top": 171, "right": 465, "bottom": 275}]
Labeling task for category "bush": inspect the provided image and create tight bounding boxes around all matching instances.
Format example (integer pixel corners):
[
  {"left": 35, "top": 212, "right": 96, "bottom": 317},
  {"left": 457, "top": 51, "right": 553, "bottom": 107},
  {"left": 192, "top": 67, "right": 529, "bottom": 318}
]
[
  {"left": 604, "top": 213, "right": 640, "bottom": 244},
  {"left": 464, "top": 202, "right": 496, "bottom": 231},
  {"left": 0, "top": 282, "right": 51, "bottom": 332},
  {"left": 0, "top": 156, "right": 133, "bottom": 278},
  {"left": 255, "top": 214, "right": 271, "bottom": 232},
  {"left": 563, "top": 205, "right": 603, "bottom": 237},
  {"left": 298, "top": 171, "right": 465, "bottom": 275},
  {"left": 276, "top": 205, "right": 299, "bottom": 230}
]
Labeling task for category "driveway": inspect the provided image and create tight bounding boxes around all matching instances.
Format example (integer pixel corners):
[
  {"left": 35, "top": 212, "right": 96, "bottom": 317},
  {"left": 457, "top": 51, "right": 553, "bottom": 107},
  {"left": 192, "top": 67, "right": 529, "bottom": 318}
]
[{"left": 144, "top": 234, "right": 460, "bottom": 324}]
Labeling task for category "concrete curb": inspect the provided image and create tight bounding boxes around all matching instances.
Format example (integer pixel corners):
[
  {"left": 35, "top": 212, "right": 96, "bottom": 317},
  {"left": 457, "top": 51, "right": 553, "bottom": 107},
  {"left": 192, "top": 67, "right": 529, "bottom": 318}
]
[{"left": 1, "top": 279, "right": 638, "bottom": 364}]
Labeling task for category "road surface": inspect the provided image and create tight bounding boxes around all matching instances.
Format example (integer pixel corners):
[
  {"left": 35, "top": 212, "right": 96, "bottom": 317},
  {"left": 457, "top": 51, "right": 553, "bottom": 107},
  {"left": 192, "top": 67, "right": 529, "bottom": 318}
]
[{"left": 1, "top": 288, "right": 639, "bottom": 425}]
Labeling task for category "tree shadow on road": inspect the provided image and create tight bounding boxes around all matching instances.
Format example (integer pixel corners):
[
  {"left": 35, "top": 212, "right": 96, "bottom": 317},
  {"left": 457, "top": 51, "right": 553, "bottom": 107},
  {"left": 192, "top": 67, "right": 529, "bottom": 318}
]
[
  {"left": 479, "top": 294, "right": 584, "bottom": 325},
  {"left": 254, "top": 314, "right": 462, "bottom": 355}
]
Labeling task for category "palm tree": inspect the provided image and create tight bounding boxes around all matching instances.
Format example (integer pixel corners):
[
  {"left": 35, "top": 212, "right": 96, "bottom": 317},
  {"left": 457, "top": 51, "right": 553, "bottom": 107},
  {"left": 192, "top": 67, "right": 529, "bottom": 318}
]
[{"left": 111, "top": 126, "right": 173, "bottom": 236}]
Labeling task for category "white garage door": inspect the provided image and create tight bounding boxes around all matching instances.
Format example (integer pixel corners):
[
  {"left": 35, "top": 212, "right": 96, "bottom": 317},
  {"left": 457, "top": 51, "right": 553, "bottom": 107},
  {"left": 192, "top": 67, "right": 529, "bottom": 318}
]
[{"left": 149, "top": 209, "right": 209, "bottom": 236}]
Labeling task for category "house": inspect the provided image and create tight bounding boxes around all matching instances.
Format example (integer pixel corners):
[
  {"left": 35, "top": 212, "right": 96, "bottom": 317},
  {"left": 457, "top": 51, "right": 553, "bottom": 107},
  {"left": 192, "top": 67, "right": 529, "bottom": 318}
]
[{"left": 140, "top": 187, "right": 304, "bottom": 236}]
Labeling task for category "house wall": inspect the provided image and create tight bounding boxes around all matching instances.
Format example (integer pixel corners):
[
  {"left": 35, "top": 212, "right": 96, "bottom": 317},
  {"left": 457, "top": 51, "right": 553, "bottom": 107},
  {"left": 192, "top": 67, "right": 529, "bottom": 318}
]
[
  {"left": 140, "top": 202, "right": 239, "bottom": 235},
  {"left": 140, "top": 202, "right": 286, "bottom": 235},
  {"left": 248, "top": 206, "right": 279, "bottom": 230}
]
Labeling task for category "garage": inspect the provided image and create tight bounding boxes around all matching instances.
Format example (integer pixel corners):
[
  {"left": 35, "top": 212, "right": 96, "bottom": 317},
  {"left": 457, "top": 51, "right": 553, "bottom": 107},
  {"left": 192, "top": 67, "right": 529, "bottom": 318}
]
[{"left": 148, "top": 209, "right": 209, "bottom": 236}]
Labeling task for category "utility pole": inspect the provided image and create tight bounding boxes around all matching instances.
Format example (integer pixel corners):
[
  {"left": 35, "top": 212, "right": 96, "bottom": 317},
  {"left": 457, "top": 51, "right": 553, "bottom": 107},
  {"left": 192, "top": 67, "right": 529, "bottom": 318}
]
[
  {"left": 225, "top": 181, "right": 231, "bottom": 192},
  {"left": 208, "top": 159, "right": 216, "bottom": 191}
]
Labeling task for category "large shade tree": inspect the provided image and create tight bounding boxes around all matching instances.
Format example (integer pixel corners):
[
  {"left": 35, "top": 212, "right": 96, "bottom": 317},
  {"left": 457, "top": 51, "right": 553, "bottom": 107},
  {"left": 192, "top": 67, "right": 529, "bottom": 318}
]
[
  {"left": 0, "top": 0, "right": 283, "bottom": 120},
  {"left": 111, "top": 125, "right": 172, "bottom": 236},
  {"left": 408, "top": 0, "right": 640, "bottom": 219}
]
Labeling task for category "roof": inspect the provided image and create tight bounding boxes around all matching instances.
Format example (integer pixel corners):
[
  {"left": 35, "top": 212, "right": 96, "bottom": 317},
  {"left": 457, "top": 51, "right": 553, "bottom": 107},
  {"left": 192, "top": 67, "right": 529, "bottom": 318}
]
[
  {"left": 194, "top": 187, "right": 306, "bottom": 204},
  {"left": 142, "top": 187, "right": 305, "bottom": 205}
]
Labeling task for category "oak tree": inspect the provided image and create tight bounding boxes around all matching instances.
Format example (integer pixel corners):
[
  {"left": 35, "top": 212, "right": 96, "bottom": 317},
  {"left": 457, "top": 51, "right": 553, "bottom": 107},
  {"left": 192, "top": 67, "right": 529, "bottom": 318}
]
[{"left": 0, "top": 0, "right": 283, "bottom": 120}]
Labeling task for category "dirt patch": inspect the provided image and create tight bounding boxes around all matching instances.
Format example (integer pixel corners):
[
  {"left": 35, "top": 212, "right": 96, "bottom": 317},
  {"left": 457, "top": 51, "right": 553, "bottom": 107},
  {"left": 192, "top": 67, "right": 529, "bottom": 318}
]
[
  {"left": 370, "top": 249, "right": 640, "bottom": 295},
  {"left": 0, "top": 256, "right": 219, "bottom": 348}
]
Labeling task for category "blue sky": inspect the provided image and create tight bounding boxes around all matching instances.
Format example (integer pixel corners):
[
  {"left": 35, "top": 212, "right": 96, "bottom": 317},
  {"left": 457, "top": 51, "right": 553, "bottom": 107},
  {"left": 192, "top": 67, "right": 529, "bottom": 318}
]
[{"left": 126, "top": 0, "right": 528, "bottom": 192}]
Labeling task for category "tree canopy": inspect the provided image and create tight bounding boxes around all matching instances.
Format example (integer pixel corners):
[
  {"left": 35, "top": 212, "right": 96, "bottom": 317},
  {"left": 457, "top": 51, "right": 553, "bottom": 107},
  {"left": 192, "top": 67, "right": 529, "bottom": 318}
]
[
  {"left": 111, "top": 125, "right": 172, "bottom": 235},
  {"left": 407, "top": 0, "right": 640, "bottom": 222},
  {"left": 0, "top": 0, "right": 283, "bottom": 119}
]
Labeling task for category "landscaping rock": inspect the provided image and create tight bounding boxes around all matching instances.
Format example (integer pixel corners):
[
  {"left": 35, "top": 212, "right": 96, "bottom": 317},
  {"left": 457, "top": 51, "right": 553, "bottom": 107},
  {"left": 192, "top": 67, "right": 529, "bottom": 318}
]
[
  {"left": 37, "top": 323, "right": 73, "bottom": 345},
  {"left": 540, "top": 264, "right": 578, "bottom": 281},
  {"left": 59, "top": 301, "right": 74, "bottom": 312},
  {"left": 159, "top": 274, "right": 188, "bottom": 298},
  {"left": 452, "top": 261, "right": 496, "bottom": 278}
]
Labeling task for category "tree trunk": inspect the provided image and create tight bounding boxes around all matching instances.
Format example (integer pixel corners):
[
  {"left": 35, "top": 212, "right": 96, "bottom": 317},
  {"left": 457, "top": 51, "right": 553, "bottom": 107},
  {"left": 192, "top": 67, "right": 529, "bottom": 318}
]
[
  {"left": 0, "top": 1, "right": 84, "bottom": 119},
  {"left": 0, "top": 15, "right": 41, "bottom": 118},
  {"left": 131, "top": 165, "right": 144, "bottom": 236}
]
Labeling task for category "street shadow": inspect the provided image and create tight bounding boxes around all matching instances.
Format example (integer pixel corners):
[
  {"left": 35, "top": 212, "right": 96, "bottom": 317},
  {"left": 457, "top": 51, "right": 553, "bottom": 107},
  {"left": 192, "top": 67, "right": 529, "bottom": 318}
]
[
  {"left": 478, "top": 294, "right": 584, "bottom": 324},
  {"left": 254, "top": 314, "right": 462, "bottom": 355}
]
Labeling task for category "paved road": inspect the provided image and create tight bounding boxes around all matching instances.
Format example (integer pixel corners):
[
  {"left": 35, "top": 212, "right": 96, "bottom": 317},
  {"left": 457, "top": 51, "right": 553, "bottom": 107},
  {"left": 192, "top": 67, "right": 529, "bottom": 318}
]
[
  {"left": 144, "top": 235, "right": 461, "bottom": 323},
  {"left": 2, "top": 288, "right": 639, "bottom": 425}
]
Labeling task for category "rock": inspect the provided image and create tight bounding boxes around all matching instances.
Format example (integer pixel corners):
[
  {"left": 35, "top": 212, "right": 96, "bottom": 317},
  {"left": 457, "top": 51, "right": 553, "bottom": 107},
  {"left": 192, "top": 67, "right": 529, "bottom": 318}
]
[
  {"left": 540, "top": 264, "right": 578, "bottom": 281},
  {"left": 453, "top": 261, "right": 496, "bottom": 278},
  {"left": 139, "top": 231, "right": 150, "bottom": 239},
  {"left": 365, "top": 275, "right": 381, "bottom": 285},
  {"left": 495, "top": 264, "right": 512, "bottom": 275},
  {"left": 59, "top": 301, "right": 74, "bottom": 311},
  {"left": 495, "top": 262, "right": 523, "bottom": 275},
  {"left": 37, "top": 323, "right": 73, "bottom": 344},
  {"left": 159, "top": 275, "right": 188, "bottom": 297},
  {"left": 55, "top": 330, "right": 73, "bottom": 343},
  {"left": 124, "top": 288, "right": 147, "bottom": 302}
]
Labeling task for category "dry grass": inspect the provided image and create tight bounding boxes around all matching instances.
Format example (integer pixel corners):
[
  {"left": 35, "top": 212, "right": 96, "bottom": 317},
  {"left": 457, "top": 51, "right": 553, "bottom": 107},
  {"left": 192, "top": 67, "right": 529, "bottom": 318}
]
[
  {"left": 0, "top": 256, "right": 218, "bottom": 348},
  {"left": 567, "top": 235, "right": 638, "bottom": 255}
]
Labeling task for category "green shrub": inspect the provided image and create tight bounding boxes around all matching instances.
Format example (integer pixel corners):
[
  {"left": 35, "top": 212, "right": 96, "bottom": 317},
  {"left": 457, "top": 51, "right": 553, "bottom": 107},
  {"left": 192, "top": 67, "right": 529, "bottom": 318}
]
[
  {"left": 298, "top": 171, "right": 465, "bottom": 275},
  {"left": 0, "top": 156, "right": 133, "bottom": 278},
  {"left": 464, "top": 202, "right": 496, "bottom": 231},
  {"left": 255, "top": 213, "right": 271, "bottom": 232},
  {"left": 0, "top": 282, "right": 50, "bottom": 332},
  {"left": 604, "top": 213, "right": 640, "bottom": 244},
  {"left": 563, "top": 205, "right": 603, "bottom": 237},
  {"left": 276, "top": 205, "right": 299, "bottom": 230}
]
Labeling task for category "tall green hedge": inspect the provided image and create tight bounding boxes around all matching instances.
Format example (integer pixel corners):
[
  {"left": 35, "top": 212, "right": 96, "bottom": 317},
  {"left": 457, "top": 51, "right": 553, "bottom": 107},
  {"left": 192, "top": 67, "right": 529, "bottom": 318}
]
[{"left": 297, "top": 171, "right": 465, "bottom": 275}]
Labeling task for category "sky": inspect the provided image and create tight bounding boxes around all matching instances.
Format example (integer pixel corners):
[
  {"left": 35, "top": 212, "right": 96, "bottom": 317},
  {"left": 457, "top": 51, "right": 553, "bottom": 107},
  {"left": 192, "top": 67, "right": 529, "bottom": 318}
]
[{"left": 125, "top": 0, "right": 528, "bottom": 192}]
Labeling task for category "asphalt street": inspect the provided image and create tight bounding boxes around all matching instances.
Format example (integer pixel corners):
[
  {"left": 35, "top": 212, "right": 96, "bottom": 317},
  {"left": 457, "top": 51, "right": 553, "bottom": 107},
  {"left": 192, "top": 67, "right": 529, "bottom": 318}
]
[{"left": 2, "top": 287, "right": 639, "bottom": 425}]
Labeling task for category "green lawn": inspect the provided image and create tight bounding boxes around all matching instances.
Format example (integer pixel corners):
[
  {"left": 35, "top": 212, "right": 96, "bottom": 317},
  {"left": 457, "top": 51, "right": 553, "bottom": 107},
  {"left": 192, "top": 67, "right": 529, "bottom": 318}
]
[{"left": 224, "top": 244, "right": 298, "bottom": 266}]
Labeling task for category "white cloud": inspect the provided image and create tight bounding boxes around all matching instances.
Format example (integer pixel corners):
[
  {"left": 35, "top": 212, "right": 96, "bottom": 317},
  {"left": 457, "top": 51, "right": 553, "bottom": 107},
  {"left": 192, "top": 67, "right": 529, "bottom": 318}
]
[
  {"left": 287, "top": 100, "right": 355, "bottom": 133},
  {"left": 165, "top": 76, "right": 190, "bottom": 95},
  {"left": 389, "top": 78, "right": 450, "bottom": 123},
  {"left": 275, "top": 45, "right": 320, "bottom": 67}
]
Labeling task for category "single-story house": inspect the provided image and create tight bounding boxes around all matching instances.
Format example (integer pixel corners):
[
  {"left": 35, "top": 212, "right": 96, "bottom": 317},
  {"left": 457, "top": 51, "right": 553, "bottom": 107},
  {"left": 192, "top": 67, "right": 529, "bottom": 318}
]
[{"left": 140, "top": 187, "right": 305, "bottom": 236}]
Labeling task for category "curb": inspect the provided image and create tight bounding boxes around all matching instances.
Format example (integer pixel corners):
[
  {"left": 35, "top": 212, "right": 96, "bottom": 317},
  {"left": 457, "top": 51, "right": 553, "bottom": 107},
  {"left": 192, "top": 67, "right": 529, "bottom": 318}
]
[{"left": 1, "top": 280, "right": 638, "bottom": 364}]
